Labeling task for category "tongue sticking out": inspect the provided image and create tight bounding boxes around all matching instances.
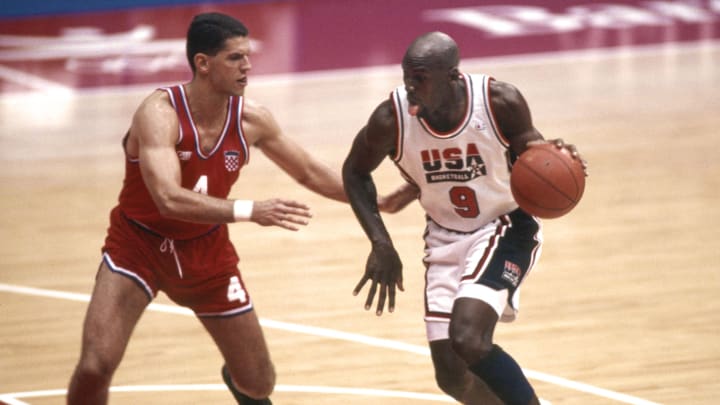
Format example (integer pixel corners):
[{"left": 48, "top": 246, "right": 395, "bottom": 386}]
[{"left": 408, "top": 104, "right": 420, "bottom": 116}]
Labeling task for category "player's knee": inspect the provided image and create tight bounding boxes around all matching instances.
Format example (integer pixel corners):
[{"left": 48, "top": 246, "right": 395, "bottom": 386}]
[
  {"left": 229, "top": 363, "right": 276, "bottom": 399},
  {"left": 73, "top": 355, "right": 116, "bottom": 386},
  {"left": 449, "top": 324, "right": 493, "bottom": 365}
]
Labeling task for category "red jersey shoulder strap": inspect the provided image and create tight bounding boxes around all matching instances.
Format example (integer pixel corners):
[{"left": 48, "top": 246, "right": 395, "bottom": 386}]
[
  {"left": 159, "top": 85, "right": 190, "bottom": 146},
  {"left": 230, "top": 95, "right": 250, "bottom": 166}
]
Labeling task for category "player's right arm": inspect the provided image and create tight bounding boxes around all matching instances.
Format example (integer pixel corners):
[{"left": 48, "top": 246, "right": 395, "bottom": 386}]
[
  {"left": 130, "top": 91, "right": 310, "bottom": 230},
  {"left": 489, "top": 79, "right": 545, "bottom": 155},
  {"left": 491, "top": 79, "right": 587, "bottom": 174},
  {"left": 342, "top": 99, "right": 405, "bottom": 315}
]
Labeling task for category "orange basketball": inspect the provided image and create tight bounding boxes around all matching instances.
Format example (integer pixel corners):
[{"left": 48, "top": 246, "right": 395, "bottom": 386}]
[{"left": 510, "top": 143, "right": 585, "bottom": 219}]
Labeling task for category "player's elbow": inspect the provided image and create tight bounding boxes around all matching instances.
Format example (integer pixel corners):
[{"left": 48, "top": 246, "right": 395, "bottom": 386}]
[
  {"left": 341, "top": 159, "right": 360, "bottom": 184},
  {"left": 155, "top": 201, "right": 175, "bottom": 219},
  {"left": 342, "top": 161, "right": 369, "bottom": 192},
  {"left": 293, "top": 172, "right": 312, "bottom": 189},
  {"left": 151, "top": 190, "right": 183, "bottom": 219}
]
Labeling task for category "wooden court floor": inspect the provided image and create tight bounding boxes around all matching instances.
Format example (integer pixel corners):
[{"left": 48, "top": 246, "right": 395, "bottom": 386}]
[{"left": 1, "top": 43, "right": 719, "bottom": 404}]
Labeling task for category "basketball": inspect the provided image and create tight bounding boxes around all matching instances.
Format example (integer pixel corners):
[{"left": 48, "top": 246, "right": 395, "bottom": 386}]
[{"left": 510, "top": 143, "right": 586, "bottom": 219}]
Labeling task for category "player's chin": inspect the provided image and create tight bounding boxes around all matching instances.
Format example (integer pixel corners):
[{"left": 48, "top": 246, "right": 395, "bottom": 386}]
[{"left": 229, "top": 80, "right": 247, "bottom": 95}]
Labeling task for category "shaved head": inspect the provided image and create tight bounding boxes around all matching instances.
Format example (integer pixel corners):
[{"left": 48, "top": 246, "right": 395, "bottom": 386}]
[
  {"left": 400, "top": 32, "right": 464, "bottom": 120},
  {"left": 402, "top": 31, "right": 459, "bottom": 71}
]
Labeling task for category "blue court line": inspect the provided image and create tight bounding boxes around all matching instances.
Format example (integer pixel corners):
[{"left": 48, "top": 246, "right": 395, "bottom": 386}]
[{"left": 0, "top": 0, "right": 260, "bottom": 19}]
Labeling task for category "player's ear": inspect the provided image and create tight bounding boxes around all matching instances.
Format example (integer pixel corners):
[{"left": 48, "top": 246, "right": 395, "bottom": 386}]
[
  {"left": 194, "top": 53, "right": 210, "bottom": 74},
  {"left": 449, "top": 67, "right": 461, "bottom": 81}
]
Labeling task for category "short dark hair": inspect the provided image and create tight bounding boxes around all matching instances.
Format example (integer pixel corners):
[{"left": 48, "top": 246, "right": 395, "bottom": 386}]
[{"left": 186, "top": 12, "right": 249, "bottom": 73}]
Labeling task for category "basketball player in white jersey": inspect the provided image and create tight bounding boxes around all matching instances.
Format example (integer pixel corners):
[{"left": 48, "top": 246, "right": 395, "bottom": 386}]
[{"left": 343, "top": 32, "right": 587, "bottom": 404}]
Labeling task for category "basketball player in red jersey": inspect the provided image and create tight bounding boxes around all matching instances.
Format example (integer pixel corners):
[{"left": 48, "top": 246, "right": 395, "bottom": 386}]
[
  {"left": 66, "top": 13, "right": 412, "bottom": 405},
  {"left": 343, "top": 32, "right": 587, "bottom": 404}
]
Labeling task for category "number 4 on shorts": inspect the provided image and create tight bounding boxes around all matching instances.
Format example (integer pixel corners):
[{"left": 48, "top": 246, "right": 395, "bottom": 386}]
[{"left": 227, "top": 276, "right": 248, "bottom": 303}]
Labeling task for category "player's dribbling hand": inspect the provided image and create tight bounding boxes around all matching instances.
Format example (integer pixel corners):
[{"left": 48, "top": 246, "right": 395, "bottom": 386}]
[
  {"left": 251, "top": 198, "right": 312, "bottom": 231},
  {"left": 540, "top": 138, "right": 589, "bottom": 176},
  {"left": 353, "top": 242, "right": 404, "bottom": 316}
]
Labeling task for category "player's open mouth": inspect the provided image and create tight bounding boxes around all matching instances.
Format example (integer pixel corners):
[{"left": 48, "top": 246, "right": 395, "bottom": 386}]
[
  {"left": 406, "top": 92, "right": 422, "bottom": 116},
  {"left": 407, "top": 100, "right": 421, "bottom": 116}
]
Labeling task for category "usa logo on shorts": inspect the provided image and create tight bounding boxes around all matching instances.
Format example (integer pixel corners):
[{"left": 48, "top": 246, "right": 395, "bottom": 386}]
[
  {"left": 225, "top": 151, "right": 240, "bottom": 172},
  {"left": 501, "top": 260, "right": 522, "bottom": 287}
]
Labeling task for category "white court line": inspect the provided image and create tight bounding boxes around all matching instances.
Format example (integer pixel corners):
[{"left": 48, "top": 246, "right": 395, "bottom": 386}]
[
  {"left": 0, "top": 282, "right": 662, "bottom": 405},
  {"left": 0, "top": 394, "right": 32, "bottom": 405},
  {"left": 0, "top": 384, "right": 454, "bottom": 402}
]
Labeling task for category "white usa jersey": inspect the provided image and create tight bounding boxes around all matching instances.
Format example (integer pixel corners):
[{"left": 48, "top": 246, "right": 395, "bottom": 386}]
[{"left": 392, "top": 74, "right": 518, "bottom": 232}]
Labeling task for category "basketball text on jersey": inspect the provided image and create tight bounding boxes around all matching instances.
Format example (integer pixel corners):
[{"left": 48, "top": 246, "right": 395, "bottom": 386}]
[{"left": 421, "top": 143, "right": 487, "bottom": 183}]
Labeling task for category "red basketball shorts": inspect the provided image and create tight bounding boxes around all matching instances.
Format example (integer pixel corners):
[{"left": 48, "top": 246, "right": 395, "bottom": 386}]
[{"left": 101, "top": 207, "right": 253, "bottom": 317}]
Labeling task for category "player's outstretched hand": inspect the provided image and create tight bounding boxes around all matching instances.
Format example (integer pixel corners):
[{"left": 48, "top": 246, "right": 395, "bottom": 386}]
[
  {"left": 251, "top": 198, "right": 312, "bottom": 231},
  {"left": 377, "top": 182, "right": 420, "bottom": 214},
  {"left": 353, "top": 242, "right": 404, "bottom": 316}
]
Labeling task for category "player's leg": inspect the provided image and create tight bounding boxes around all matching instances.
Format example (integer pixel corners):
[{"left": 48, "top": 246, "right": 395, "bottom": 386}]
[
  {"left": 423, "top": 219, "right": 497, "bottom": 403},
  {"left": 448, "top": 209, "right": 541, "bottom": 405},
  {"left": 449, "top": 297, "right": 539, "bottom": 405},
  {"left": 67, "top": 261, "right": 150, "bottom": 405},
  {"left": 199, "top": 310, "right": 275, "bottom": 404}
]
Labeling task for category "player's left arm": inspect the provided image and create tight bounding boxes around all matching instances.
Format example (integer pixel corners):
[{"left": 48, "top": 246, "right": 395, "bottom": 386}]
[
  {"left": 244, "top": 99, "right": 417, "bottom": 209},
  {"left": 244, "top": 99, "right": 348, "bottom": 203},
  {"left": 376, "top": 181, "right": 419, "bottom": 214},
  {"left": 490, "top": 79, "right": 587, "bottom": 174}
]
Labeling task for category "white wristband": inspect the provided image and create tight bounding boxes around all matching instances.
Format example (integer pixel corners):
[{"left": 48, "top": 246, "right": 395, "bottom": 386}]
[{"left": 233, "top": 200, "right": 254, "bottom": 222}]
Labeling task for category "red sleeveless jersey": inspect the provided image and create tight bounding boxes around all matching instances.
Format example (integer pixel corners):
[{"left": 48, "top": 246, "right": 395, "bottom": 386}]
[{"left": 116, "top": 84, "right": 250, "bottom": 239}]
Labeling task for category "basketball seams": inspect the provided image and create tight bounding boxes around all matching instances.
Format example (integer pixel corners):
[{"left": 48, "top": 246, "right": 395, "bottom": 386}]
[
  {"left": 511, "top": 185, "right": 568, "bottom": 215},
  {"left": 510, "top": 144, "right": 585, "bottom": 218},
  {"left": 513, "top": 158, "right": 574, "bottom": 206},
  {"left": 520, "top": 149, "right": 580, "bottom": 202}
]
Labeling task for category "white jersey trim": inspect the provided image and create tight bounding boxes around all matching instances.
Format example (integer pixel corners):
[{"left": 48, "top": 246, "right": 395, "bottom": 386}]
[
  {"left": 235, "top": 96, "right": 250, "bottom": 166},
  {"left": 391, "top": 90, "right": 405, "bottom": 162},
  {"left": 160, "top": 86, "right": 184, "bottom": 146},
  {"left": 177, "top": 85, "right": 231, "bottom": 160},
  {"left": 481, "top": 75, "right": 511, "bottom": 148},
  {"left": 102, "top": 252, "right": 154, "bottom": 301}
]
